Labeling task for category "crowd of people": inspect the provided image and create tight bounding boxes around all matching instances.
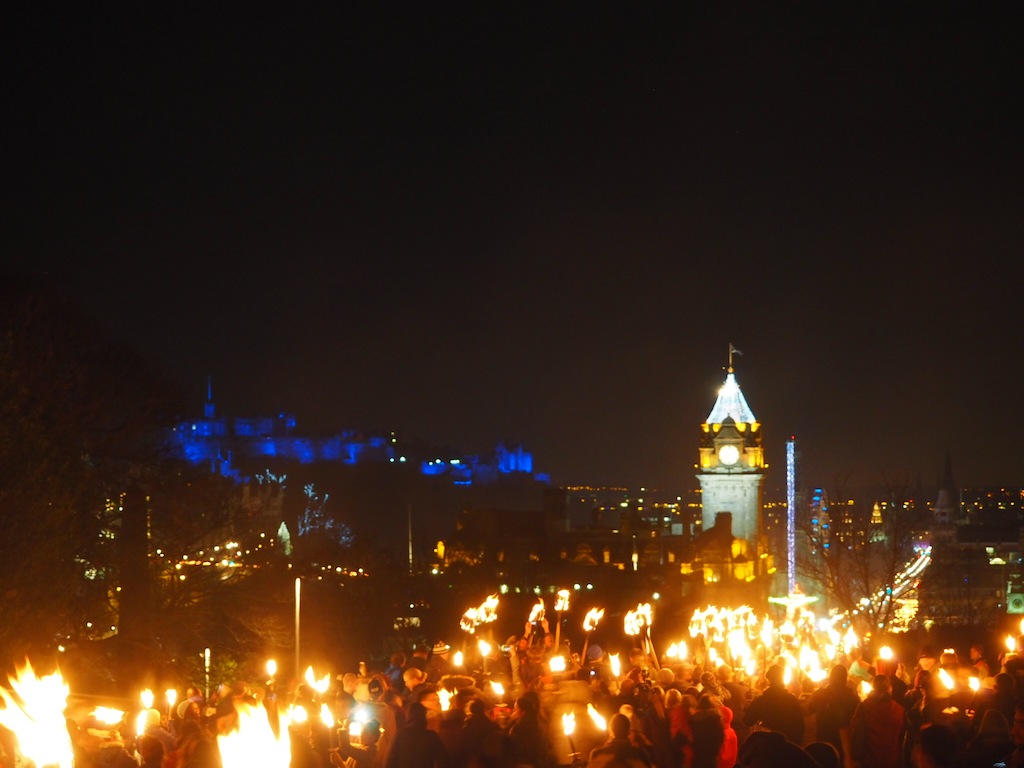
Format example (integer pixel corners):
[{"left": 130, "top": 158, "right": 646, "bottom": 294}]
[{"left": 40, "top": 628, "right": 1024, "bottom": 768}]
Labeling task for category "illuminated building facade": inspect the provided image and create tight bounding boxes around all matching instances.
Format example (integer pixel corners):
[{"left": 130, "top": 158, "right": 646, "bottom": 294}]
[{"left": 696, "top": 364, "right": 766, "bottom": 561}]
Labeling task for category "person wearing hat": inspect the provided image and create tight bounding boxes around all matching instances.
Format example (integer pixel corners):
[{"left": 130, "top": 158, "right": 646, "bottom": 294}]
[
  {"left": 364, "top": 674, "right": 399, "bottom": 768},
  {"left": 425, "top": 641, "right": 451, "bottom": 684}
]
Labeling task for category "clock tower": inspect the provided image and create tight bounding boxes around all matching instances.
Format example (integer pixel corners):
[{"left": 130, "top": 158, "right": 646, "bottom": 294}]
[{"left": 697, "top": 355, "right": 765, "bottom": 552}]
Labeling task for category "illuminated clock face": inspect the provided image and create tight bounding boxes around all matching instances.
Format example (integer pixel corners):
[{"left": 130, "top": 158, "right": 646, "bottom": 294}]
[{"left": 718, "top": 444, "right": 740, "bottom": 466}]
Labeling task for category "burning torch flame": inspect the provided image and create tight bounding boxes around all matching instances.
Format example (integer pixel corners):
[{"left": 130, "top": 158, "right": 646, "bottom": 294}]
[
  {"left": 562, "top": 711, "right": 576, "bottom": 736},
  {"left": 555, "top": 589, "right": 571, "bottom": 613},
  {"left": 0, "top": 661, "right": 75, "bottom": 768},
  {"left": 583, "top": 608, "right": 605, "bottom": 632},
  {"left": 141, "top": 688, "right": 155, "bottom": 709},
  {"left": 320, "top": 703, "right": 335, "bottom": 729},
  {"left": 438, "top": 689, "right": 452, "bottom": 711},
  {"left": 938, "top": 669, "right": 955, "bottom": 691},
  {"left": 304, "top": 666, "right": 330, "bottom": 694},
  {"left": 624, "top": 603, "right": 652, "bottom": 636},
  {"left": 587, "top": 703, "right": 607, "bottom": 732},
  {"left": 529, "top": 599, "right": 546, "bottom": 623},
  {"left": 219, "top": 702, "right": 292, "bottom": 768},
  {"left": 453, "top": 651, "right": 464, "bottom": 667},
  {"left": 93, "top": 706, "right": 125, "bottom": 725},
  {"left": 461, "top": 594, "right": 500, "bottom": 633},
  {"left": 550, "top": 656, "right": 566, "bottom": 673},
  {"left": 609, "top": 654, "right": 621, "bottom": 678},
  {"left": 490, "top": 681, "right": 505, "bottom": 701}
]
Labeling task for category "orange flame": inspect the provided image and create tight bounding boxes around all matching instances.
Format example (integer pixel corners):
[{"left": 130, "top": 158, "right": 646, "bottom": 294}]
[{"left": 0, "top": 661, "right": 74, "bottom": 768}]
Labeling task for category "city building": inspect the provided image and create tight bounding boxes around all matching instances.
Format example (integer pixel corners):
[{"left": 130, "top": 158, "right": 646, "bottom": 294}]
[{"left": 695, "top": 359, "right": 768, "bottom": 575}]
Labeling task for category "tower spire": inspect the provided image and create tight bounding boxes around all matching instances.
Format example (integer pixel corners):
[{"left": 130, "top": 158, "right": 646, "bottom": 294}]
[
  {"left": 728, "top": 343, "right": 742, "bottom": 372},
  {"left": 204, "top": 375, "right": 215, "bottom": 419}
]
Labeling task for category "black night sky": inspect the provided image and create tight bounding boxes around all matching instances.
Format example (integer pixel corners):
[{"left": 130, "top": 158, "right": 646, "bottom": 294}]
[{"left": 4, "top": 5, "right": 1023, "bottom": 496}]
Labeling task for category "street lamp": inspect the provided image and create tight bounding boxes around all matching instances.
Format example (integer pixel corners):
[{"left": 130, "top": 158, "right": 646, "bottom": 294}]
[{"left": 295, "top": 578, "right": 301, "bottom": 679}]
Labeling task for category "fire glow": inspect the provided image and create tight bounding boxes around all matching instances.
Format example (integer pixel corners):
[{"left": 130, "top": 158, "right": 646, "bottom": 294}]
[
  {"left": 461, "top": 594, "right": 500, "bottom": 633},
  {"left": 0, "top": 661, "right": 75, "bottom": 768},
  {"left": 218, "top": 702, "right": 292, "bottom": 768}
]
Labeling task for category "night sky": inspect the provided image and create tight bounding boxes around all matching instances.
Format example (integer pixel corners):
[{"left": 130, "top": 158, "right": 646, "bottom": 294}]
[{"left": 5, "top": 5, "right": 1023, "bottom": 496}]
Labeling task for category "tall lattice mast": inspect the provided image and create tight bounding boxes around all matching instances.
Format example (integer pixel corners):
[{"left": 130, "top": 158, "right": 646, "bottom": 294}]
[{"left": 786, "top": 438, "right": 797, "bottom": 594}]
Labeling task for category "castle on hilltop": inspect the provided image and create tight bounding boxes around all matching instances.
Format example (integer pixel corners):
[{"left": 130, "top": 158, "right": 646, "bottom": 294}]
[{"left": 166, "top": 381, "right": 548, "bottom": 488}]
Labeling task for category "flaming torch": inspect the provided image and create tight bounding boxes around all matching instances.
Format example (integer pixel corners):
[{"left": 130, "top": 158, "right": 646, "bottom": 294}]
[
  {"left": 479, "top": 638, "right": 492, "bottom": 675},
  {"left": 0, "top": 661, "right": 75, "bottom": 768},
  {"left": 624, "top": 602, "right": 659, "bottom": 669},
  {"left": 581, "top": 608, "right": 604, "bottom": 664},
  {"left": 562, "top": 710, "right": 579, "bottom": 767},
  {"left": 554, "top": 589, "right": 571, "bottom": 650},
  {"left": 219, "top": 702, "right": 292, "bottom": 767},
  {"left": 525, "top": 598, "right": 546, "bottom": 646},
  {"left": 490, "top": 681, "right": 506, "bottom": 705},
  {"left": 461, "top": 594, "right": 500, "bottom": 635},
  {"left": 609, "top": 653, "right": 621, "bottom": 679},
  {"left": 136, "top": 687, "right": 156, "bottom": 737}
]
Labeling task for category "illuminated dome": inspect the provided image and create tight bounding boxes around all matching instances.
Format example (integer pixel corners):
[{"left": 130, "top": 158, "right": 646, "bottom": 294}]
[{"left": 705, "top": 371, "right": 757, "bottom": 425}]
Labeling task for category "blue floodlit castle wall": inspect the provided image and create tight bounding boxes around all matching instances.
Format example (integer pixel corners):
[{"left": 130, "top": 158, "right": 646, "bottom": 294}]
[{"left": 168, "top": 399, "right": 548, "bottom": 487}]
